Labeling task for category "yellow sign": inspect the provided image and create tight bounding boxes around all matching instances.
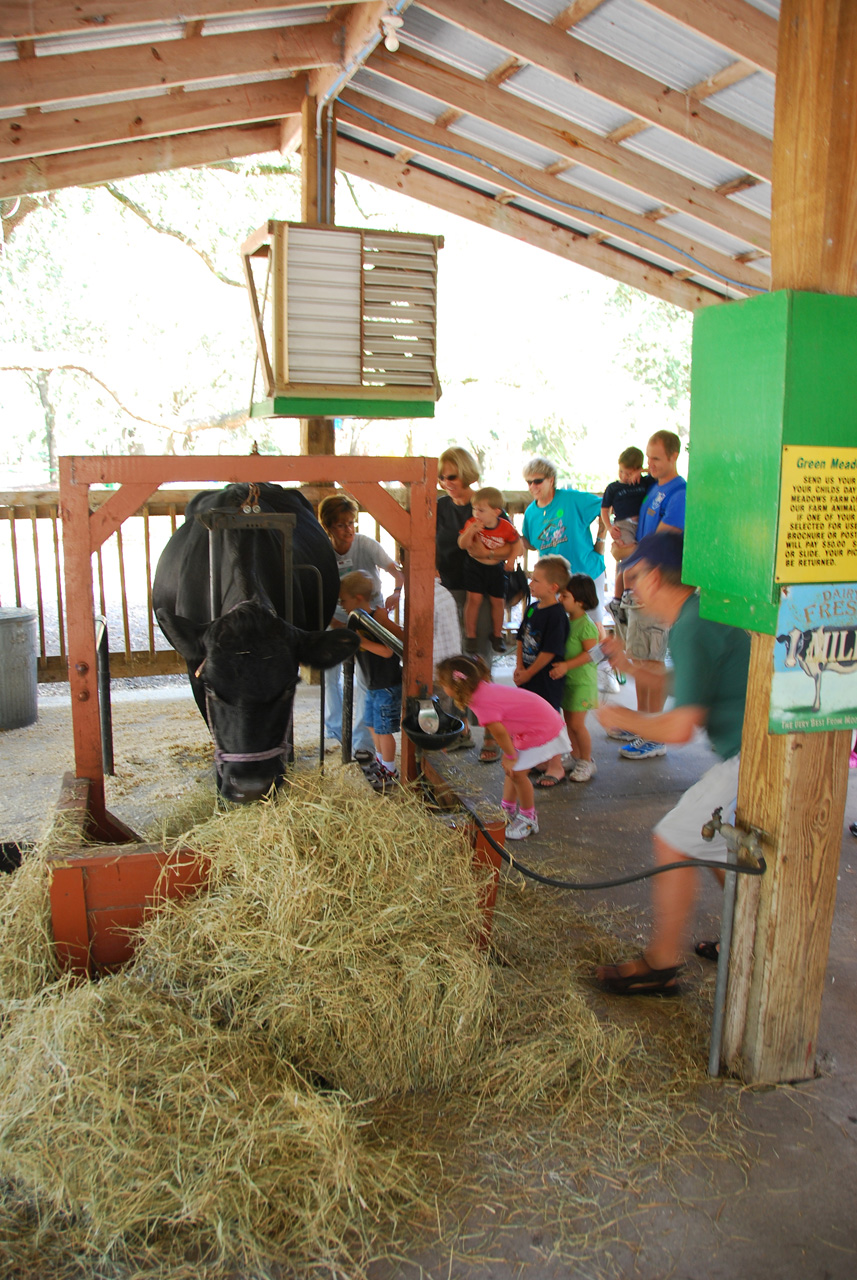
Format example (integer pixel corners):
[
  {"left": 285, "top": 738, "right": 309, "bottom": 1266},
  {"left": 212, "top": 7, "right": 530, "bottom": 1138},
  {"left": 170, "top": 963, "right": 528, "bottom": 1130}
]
[{"left": 776, "top": 446, "right": 857, "bottom": 582}]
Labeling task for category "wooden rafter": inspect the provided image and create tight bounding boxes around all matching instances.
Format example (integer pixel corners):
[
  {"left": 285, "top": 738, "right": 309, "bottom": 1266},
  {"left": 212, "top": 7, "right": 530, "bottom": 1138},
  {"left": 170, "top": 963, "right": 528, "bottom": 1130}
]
[
  {"left": 336, "top": 136, "right": 726, "bottom": 310},
  {"left": 0, "top": 24, "right": 339, "bottom": 113},
  {"left": 0, "top": 123, "right": 282, "bottom": 198},
  {"left": 419, "top": 0, "right": 773, "bottom": 179},
  {"left": 337, "top": 91, "right": 767, "bottom": 291},
  {"left": 365, "top": 46, "right": 771, "bottom": 250},
  {"left": 0, "top": 0, "right": 352, "bottom": 41},
  {"left": 0, "top": 81, "right": 303, "bottom": 164}
]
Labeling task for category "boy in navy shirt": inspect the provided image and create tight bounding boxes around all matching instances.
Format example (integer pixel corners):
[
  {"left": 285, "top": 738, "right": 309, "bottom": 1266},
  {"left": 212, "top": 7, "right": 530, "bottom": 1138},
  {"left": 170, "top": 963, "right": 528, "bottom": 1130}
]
[
  {"left": 601, "top": 446, "right": 656, "bottom": 602},
  {"left": 515, "top": 555, "right": 570, "bottom": 785}
]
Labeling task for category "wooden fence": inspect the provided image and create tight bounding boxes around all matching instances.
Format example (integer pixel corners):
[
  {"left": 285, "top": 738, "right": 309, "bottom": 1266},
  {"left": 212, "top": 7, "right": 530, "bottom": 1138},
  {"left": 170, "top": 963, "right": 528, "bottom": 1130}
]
[{"left": 0, "top": 486, "right": 532, "bottom": 683}]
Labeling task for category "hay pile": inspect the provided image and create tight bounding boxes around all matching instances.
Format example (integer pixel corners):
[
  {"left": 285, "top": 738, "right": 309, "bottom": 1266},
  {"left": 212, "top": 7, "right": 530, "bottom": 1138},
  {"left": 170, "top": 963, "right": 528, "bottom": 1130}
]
[
  {"left": 134, "top": 772, "right": 493, "bottom": 1097},
  {"left": 0, "top": 974, "right": 410, "bottom": 1276},
  {"left": 0, "top": 770, "right": 741, "bottom": 1279}
]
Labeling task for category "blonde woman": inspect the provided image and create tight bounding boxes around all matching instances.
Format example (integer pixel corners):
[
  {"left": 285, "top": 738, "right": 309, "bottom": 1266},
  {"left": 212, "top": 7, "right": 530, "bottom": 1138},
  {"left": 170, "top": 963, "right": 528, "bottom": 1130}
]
[{"left": 436, "top": 446, "right": 506, "bottom": 762}]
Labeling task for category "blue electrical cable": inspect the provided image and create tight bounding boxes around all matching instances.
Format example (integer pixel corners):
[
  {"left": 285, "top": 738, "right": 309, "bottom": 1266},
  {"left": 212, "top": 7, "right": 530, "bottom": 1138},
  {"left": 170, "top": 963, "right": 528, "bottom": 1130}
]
[{"left": 339, "top": 96, "right": 768, "bottom": 295}]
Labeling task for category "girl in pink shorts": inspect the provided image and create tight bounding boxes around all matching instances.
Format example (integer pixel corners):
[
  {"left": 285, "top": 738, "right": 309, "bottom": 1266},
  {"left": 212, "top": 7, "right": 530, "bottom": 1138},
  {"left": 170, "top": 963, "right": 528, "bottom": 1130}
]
[{"left": 436, "top": 654, "right": 570, "bottom": 841}]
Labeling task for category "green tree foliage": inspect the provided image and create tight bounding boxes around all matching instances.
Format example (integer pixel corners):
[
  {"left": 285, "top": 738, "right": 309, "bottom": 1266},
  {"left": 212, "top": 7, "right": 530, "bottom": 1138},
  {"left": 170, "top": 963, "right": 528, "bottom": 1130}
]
[{"left": 609, "top": 284, "right": 692, "bottom": 440}]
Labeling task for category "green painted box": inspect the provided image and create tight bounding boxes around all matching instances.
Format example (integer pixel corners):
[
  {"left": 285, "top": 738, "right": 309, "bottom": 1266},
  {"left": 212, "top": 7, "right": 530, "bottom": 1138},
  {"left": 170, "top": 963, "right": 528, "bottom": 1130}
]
[{"left": 685, "top": 290, "right": 857, "bottom": 634}]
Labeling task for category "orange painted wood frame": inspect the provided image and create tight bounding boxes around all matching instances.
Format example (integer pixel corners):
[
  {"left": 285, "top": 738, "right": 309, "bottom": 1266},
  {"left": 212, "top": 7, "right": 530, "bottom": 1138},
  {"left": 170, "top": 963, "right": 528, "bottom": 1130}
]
[
  {"left": 59, "top": 455, "right": 437, "bottom": 838},
  {"left": 49, "top": 842, "right": 210, "bottom": 976}
]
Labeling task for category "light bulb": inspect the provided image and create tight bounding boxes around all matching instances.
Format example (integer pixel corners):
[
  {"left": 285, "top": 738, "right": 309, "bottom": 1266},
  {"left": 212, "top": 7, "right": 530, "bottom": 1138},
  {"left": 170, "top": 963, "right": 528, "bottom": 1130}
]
[{"left": 384, "top": 31, "right": 399, "bottom": 51}]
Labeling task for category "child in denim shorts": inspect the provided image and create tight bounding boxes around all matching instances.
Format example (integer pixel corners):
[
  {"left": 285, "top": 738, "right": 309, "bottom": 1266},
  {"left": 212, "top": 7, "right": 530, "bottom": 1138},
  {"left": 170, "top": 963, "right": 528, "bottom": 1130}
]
[{"left": 339, "top": 571, "right": 402, "bottom": 793}]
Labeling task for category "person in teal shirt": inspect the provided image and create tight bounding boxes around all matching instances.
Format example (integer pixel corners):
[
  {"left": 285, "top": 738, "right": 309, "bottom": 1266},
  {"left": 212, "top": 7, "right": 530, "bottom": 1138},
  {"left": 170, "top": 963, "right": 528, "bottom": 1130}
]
[{"left": 521, "top": 457, "right": 606, "bottom": 618}]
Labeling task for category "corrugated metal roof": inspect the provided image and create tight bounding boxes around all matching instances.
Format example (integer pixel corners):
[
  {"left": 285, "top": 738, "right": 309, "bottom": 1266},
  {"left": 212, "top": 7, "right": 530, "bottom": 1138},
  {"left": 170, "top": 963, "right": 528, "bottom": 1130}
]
[
  {"left": 657, "top": 210, "right": 758, "bottom": 259},
  {"left": 351, "top": 67, "right": 446, "bottom": 126},
  {"left": 706, "top": 73, "right": 777, "bottom": 139},
  {"left": 447, "top": 116, "right": 563, "bottom": 172},
  {"left": 0, "top": 0, "right": 781, "bottom": 309},
  {"left": 555, "top": 165, "right": 660, "bottom": 218},
  {"left": 502, "top": 64, "right": 636, "bottom": 137},
  {"left": 624, "top": 127, "right": 748, "bottom": 189},
  {"left": 573, "top": 0, "right": 735, "bottom": 91},
  {"left": 401, "top": 8, "right": 505, "bottom": 79}
]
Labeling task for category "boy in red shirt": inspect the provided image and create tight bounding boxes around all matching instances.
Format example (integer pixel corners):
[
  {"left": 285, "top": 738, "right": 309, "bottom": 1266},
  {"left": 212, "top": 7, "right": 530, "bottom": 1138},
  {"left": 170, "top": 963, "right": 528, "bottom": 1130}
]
[{"left": 457, "top": 486, "right": 523, "bottom": 654}]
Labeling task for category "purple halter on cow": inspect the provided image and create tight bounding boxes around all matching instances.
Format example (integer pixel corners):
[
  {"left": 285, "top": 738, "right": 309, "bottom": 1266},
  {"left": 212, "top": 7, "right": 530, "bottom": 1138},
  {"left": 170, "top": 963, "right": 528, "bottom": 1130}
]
[{"left": 153, "top": 482, "right": 359, "bottom": 803}]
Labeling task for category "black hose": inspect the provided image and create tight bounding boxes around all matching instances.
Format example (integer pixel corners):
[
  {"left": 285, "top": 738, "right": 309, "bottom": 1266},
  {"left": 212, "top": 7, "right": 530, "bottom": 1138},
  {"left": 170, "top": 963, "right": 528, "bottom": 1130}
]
[{"left": 457, "top": 797, "right": 766, "bottom": 891}]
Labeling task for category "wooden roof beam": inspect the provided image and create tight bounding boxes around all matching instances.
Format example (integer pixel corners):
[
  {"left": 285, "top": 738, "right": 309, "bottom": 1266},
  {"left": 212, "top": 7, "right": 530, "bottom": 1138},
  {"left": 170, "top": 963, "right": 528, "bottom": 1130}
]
[
  {"left": 0, "top": 80, "right": 303, "bottom": 163},
  {"left": 419, "top": 0, "right": 772, "bottom": 179},
  {"left": 365, "top": 48, "right": 770, "bottom": 250},
  {"left": 337, "top": 136, "right": 728, "bottom": 310},
  {"left": 0, "top": 1, "right": 352, "bottom": 41},
  {"left": 336, "top": 90, "right": 767, "bottom": 291},
  {"left": 636, "top": 0, "right": 778, "bottom": 75},
  {"left": 0, "top": 122, "right": 281, "bottom": 197},
  {"left": 0, "top": 23, "right": 339, "bottom": 113}
]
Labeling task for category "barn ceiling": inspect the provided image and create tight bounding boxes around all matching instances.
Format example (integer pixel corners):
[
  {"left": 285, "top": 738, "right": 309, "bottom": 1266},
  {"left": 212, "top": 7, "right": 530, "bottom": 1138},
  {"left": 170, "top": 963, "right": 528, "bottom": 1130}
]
[{"left": 1, "top": 0, "right": 780, "bottom": 309}]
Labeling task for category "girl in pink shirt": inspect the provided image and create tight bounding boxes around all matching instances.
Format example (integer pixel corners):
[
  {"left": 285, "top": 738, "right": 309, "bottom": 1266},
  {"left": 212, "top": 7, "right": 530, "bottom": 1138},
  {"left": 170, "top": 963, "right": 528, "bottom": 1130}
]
[{"left": 436, "top": 654, "right": 571, "bottom": 841}]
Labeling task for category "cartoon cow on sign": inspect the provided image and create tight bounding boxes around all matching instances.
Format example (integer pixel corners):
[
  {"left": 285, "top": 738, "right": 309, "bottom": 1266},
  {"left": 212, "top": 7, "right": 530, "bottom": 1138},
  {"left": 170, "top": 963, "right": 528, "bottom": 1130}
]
[{"left": 775, "top": 625, "right": 857, "bottom": 712}]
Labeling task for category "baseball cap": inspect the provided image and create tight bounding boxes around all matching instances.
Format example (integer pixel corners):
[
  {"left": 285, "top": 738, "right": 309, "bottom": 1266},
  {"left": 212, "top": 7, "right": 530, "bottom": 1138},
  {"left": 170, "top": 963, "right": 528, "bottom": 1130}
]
[{"left": 622, "top": 530, "right": 684, "bottom": 573}]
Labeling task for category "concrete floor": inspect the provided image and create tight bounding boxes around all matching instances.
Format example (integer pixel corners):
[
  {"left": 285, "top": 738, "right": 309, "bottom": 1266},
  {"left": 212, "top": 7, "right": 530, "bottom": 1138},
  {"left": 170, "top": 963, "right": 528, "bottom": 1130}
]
[{"left": 410, "top": 669, "right": 857, "bottom": 1280}]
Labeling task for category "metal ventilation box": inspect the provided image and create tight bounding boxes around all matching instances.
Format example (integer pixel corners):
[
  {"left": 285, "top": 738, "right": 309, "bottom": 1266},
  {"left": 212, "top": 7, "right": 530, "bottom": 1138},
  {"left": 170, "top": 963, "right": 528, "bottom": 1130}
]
[{"left": 240, "top": 221, "right": 443, "bottom": 419}]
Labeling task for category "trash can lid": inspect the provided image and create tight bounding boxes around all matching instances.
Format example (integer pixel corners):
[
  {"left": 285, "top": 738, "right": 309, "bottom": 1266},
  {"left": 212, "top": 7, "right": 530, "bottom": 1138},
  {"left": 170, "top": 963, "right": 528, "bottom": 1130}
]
[{"left": 0, "top": 607, "right": 37, "bottom": 624}]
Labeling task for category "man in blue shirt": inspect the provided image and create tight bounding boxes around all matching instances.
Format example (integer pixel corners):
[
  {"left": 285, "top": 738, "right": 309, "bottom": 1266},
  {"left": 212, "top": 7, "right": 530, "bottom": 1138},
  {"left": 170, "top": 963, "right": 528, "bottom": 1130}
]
[{"left": 607, "top": 431, "right": 686, "bottom": 760}]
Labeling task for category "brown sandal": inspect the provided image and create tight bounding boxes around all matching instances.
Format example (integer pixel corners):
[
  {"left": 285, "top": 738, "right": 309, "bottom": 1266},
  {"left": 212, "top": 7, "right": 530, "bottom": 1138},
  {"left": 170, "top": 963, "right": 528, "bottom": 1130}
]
[{"left": 595, "top": 955, "right": 682, "bottom": 997}]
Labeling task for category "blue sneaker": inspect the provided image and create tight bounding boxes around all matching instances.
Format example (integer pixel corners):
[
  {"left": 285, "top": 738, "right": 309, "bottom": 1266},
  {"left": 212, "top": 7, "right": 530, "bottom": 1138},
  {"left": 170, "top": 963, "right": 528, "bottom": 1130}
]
[
  {"left": 605, "top": 727, "right": 637, "bottom": 742},
  {"left": 619, "top": 738, "right": 666, "bottom": 760}
]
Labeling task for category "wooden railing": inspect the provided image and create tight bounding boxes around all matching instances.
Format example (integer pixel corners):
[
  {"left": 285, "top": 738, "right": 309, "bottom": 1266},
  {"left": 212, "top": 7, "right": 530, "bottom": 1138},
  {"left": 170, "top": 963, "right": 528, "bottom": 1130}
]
[{"left": 0, "top": 486, "right": 532, "bottom": 683}]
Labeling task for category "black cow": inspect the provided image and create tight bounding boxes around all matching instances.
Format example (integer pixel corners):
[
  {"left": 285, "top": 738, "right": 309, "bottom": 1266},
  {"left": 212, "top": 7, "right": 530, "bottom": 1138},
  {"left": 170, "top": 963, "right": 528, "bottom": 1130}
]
[{"left": 153, "top": 482, "right": 359, "bottom": 803}]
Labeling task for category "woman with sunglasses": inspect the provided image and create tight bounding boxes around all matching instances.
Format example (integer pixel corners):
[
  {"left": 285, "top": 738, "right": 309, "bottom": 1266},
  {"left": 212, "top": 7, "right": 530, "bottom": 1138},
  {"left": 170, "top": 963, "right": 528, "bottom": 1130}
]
[
  {"left": 521, "top": 457, "right": 607, "bottom": 633},
  {"left": 436, "top": 446, "right": 504, "bottom": 762}
]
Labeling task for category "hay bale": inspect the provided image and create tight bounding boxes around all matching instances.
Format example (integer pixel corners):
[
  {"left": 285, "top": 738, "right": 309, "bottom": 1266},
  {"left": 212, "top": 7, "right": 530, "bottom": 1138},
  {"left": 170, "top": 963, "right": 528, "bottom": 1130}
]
[
  {"left": 0, "top": 845, "right": 59, "bottom": 1008},
  {"left": 133, "top": 771, "right": 493, "bottom": 1098},
  {"left": 0, "top": 972, "right": 412, "bottom": 1273}
]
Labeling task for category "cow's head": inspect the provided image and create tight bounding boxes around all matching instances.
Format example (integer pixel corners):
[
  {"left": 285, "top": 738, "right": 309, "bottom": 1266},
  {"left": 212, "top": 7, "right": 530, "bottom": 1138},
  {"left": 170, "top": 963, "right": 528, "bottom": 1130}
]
[
  {"left": 776, "top": 627, "right": 803, "bottom": 668},
  {"left": 156, "top": 601, "right": 359, "bottom": 803}
]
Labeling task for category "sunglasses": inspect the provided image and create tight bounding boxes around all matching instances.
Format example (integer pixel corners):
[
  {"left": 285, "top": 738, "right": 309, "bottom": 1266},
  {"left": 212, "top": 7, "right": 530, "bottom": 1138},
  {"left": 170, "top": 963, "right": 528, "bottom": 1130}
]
[
  {"left": 439, "top": 473, "right": 459, "bottom": 482},
  {"left": 527, "top": 477, "right": 547, "bottom": 485}
]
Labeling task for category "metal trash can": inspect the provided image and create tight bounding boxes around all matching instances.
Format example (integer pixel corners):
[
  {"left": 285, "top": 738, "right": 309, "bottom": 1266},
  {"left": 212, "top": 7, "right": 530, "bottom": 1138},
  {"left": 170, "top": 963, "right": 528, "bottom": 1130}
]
[{"left": 0, "top": 607, "right": 38, "bottom": 730}]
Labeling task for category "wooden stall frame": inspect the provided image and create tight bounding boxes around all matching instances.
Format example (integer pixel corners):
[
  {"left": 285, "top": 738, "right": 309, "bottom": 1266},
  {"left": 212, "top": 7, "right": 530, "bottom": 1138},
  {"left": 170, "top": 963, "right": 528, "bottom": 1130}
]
[{"left": 59, "top": 454, "right": 436, "bottom": 843}]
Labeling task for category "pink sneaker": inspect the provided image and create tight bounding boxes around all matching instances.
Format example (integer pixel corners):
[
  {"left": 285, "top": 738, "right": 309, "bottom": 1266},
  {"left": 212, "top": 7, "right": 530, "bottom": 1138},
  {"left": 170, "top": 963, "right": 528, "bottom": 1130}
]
[{"left": 850, "top": 751, "right": 857, "bottom": 769}]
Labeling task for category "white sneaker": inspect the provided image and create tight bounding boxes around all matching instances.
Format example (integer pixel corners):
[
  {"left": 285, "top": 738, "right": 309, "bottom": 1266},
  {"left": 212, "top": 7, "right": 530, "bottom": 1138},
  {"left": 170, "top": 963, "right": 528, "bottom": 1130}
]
[
  {"left": 619, "top": 738, "right": 666, "bottom": 760},
  {"left": 506, "top": 814, "right": 539, "bottom": 840},
  {"left": 570, "top": 759, "right": 596, "bottom": 782},
  {"left": 597, "top": 662, "right": 620, "bottom": 694},
  {"left": 605, "top": 727, "right": 637, "bottom": 741}
]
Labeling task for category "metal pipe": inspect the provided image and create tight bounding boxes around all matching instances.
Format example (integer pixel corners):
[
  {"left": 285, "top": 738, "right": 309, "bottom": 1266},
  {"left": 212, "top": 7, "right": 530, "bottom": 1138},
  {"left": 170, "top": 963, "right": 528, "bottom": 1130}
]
[
  {"left": 341, "top": 653, "right": 355, "bottom": 765},
  {"left": 325, "top": 101, "right": 334, "bottom": 224},
  {"left": 708, "top": 849, "right": 739, "bottom": 1077},
  {"left": 95, "top": 617, "right": 114, "bottom": 777},
  {"left": 315, "top": 0, "right": 415, "bottom": 219}
]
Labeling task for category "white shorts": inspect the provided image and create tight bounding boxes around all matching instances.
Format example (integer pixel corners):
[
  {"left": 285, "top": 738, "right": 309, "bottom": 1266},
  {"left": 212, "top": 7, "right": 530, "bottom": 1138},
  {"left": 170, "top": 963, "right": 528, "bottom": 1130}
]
[
  {"left": 653, "top": 754, "right": 741, "bottom": 862},
  {"left": 514, "top": 728, "right": 572, "bottom": 773}
]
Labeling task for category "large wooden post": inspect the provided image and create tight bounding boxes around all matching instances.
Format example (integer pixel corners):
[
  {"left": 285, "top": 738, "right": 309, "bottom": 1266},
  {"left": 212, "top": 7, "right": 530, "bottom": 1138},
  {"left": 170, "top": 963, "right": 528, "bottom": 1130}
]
[
  {"left": 724, "top": 0, "right": 857, "bottom": 1083},
  {"left": 300, "top": 92, "right": 336, "bottom": 458}
]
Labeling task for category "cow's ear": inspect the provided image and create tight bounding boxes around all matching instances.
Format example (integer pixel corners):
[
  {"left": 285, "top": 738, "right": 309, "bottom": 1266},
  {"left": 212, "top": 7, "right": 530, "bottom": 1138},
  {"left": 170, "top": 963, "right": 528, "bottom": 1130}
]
[
  {"left": 294, "top": 628, "right": 361, "bottom": 670},
  {"left": 156, "top": 608, "right": 207, "bottom": 663}
]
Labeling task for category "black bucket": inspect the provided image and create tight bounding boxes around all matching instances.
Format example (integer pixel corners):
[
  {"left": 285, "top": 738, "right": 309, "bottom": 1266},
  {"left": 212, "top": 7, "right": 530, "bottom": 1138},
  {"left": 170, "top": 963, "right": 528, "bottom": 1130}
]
[{"left": 401, "top": 701, "right": 465, "bottom": 752}]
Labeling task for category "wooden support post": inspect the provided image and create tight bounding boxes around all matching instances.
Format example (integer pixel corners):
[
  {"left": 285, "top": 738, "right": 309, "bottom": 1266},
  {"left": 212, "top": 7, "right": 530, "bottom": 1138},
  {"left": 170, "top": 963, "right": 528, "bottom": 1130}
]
[
  {"left": 300, "top": 94, "right": 320, "bottom": 226},
  {"left": 724, "top": 0, "right": 857, "bottom": 1083}
]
